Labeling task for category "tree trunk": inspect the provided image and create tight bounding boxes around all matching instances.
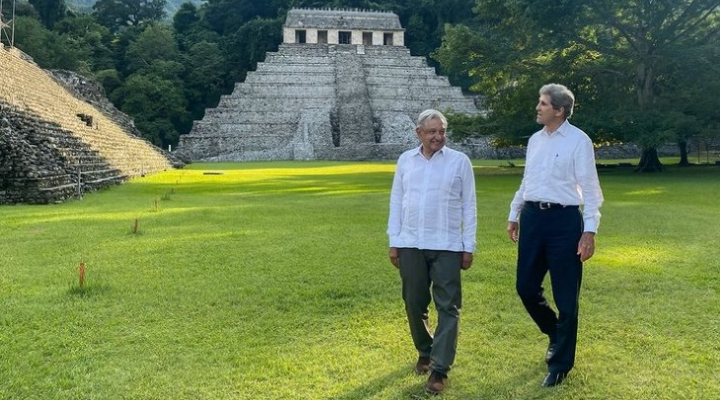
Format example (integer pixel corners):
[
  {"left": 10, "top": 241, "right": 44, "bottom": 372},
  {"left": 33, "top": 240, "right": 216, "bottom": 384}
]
[
  {"left": 678, "top": 140, "right": 689, "bottom": 166},
  {"left": 635, "top": 62, "right": 664, "bottom": 173},
  {"left": 636, "top": 147, "right": 663, "bottom": 172}
]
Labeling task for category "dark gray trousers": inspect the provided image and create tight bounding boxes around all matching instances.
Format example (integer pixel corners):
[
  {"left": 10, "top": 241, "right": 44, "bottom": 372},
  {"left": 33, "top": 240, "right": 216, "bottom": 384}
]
[{"left": 398, "top": 248, "right": 463, "bottom": 375}]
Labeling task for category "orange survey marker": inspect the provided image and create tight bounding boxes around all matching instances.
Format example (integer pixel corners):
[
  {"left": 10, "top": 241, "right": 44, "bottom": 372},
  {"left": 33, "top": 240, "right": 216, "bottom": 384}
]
[{"left": 79, "top": 261, "right": 86, "bottom": 287}]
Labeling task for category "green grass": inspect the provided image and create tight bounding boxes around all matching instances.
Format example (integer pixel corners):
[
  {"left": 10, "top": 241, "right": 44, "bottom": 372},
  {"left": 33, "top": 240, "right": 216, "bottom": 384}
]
[{"left": 1, "top": 161, "right": 718, "bottom": 400}]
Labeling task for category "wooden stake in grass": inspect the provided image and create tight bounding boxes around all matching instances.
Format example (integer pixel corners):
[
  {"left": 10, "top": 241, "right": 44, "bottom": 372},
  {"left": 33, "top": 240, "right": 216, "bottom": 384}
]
[
  {"left": 154, "top": 199, "right": 158, "bottom": 212},
  {"left": 132, "top": 218, "right": 139, "bottom": 234},
  {"left": 79, "top": 261, "right": 86, "bottom": 288}
]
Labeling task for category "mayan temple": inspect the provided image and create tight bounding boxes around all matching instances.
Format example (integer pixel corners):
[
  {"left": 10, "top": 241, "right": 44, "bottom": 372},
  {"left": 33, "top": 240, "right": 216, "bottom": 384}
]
[{"left": 176, "top": 8, "right": 482, "bottom": 161}]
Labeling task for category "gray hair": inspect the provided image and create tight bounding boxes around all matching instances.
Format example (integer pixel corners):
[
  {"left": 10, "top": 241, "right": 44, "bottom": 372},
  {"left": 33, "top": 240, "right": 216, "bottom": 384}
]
[
  {"left": 416, "top": 109, "right": 447, "bottom": 129},
  {"left": 539, "top": 84, "right": 575, "bottom": 119}
]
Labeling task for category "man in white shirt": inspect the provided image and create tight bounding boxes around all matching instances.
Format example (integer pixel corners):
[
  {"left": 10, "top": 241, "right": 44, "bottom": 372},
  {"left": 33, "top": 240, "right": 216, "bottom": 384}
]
[
  {"left": 387, "top": 109, "right": 477, "bottom": 395},
  {"left": 507, "top": 84, "right": 604, "bottom": 387}
]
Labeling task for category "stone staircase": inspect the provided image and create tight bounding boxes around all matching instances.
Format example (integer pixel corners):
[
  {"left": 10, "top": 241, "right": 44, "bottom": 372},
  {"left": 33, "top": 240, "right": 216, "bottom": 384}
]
[
  {"left": 177, "top": 43, "right": 480, "bottom": 161},
  {"left": 0, "top": 103, "right": 125, "bottom": 203},
  {"left": 333, "top": 46, "right": 375, "bottom": 146},
  {"left": 0, "top": 46, "right": 175, "bottom": 203}
]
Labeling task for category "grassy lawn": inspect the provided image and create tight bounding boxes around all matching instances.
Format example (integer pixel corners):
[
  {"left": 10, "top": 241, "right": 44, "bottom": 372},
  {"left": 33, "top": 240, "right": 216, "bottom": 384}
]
[{"left": 1, "top": 160, "right": 718, "bottom": 400}]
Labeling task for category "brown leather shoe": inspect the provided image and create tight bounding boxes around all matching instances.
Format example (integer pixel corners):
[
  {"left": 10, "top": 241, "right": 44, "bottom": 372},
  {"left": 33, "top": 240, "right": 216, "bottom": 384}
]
[
  {"left": 425, "top": 370, "right": 447, "bottom": 394},
  {"left": 414, "top": 356, "right": 430, "bottom": 375}
]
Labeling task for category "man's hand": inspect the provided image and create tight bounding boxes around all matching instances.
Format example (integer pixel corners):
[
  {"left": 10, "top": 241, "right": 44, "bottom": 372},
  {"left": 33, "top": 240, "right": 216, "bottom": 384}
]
[
  {"left": 461, "top": 252, "right": 473, "bottom": 270},
  {"left": 389, "top": 247, "right": 399, "bottom": 268},
  {"left": 577, "top": 232, "right": 596, "bottom": 262},
  {"left": 507, "top": 221, "right": 519, "bottom": 243}
]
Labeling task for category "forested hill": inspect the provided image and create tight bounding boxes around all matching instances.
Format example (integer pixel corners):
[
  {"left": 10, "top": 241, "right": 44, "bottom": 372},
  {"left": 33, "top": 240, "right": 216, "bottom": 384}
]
[
  {"left": 64, "top": 0, "right": 201, "bottom": 15},
  {"left": 3, "top": 0, "right": 718, "bottom": 171}
]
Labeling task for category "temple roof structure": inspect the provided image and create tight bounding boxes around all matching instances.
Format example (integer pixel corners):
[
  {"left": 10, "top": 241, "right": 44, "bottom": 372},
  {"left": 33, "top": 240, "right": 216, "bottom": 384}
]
[{"left": 284, "top": 8, "right": 403, "bottom": 31}]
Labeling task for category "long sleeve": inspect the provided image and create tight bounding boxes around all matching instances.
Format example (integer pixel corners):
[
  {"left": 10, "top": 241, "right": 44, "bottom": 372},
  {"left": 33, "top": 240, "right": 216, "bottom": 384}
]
[
  {"left": 460, "top": 157, "right": 477, "bottom": 253},
  {"left": 387, "top": 156, "right": 404, "bottom": 247},
  {"left": 576, "top": 139, "right": 603, "bottom": 233}
]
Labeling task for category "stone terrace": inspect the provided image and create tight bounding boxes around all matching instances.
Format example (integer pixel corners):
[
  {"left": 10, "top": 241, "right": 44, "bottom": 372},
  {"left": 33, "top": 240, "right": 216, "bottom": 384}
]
[
  {"left": 177, "top": 43, "right": 487, "bottom": 161},
  {"left": 0, "top": 46, "right": 175, "bottom": 204}
]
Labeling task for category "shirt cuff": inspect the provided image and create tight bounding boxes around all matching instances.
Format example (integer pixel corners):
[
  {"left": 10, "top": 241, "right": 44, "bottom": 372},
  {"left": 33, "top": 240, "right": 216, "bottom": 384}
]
[
  {"left": 508, "top": 210, "right": 520, "bottom": 222},
  {"left": 388, "top": 236, "right": 399, "bottom": 248},
  {"left": 583, "top": 220, "right": 598, "bottom": 233}
]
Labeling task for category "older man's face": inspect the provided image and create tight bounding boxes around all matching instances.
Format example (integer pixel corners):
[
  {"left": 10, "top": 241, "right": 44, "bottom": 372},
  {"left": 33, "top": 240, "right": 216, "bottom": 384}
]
[
  {"left": 416, "top": 118, "right": 446, "bottom": 156},
  {"left": 536, "top": 94, "right": 564, "bottom": 127}
]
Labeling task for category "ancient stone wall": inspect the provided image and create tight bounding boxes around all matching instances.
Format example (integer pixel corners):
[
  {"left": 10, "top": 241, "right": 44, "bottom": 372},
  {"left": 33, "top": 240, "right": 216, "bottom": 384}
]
[
  {"left": 176, "top": 43, "right": 481, "bottom": 161},
  {"left": 1, "top": 102, "right": 123, "bottom": 204},
  {"left": 0, "top": 46, "right": 179, "bottom": 204}
]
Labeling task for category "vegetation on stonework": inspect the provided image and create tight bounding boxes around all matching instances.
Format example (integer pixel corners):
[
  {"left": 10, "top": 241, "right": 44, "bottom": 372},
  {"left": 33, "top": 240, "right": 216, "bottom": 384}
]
[{"left": 0, "top": 161, "right": 718, "bottom": 400}]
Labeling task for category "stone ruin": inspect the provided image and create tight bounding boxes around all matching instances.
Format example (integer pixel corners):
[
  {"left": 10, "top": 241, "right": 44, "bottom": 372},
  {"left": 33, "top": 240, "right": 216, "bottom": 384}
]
[
  {"left": 0, "top": 46, "right": 180, "bottom": 204},
  {"left": 176, "top": 8, "right": 498, "bottom": 161}
]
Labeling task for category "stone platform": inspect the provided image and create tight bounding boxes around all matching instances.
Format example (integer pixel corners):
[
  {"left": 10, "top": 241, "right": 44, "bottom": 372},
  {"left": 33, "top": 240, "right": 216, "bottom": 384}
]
[{"left": 176, "top": 43, "right": 485, "bottom": 161}]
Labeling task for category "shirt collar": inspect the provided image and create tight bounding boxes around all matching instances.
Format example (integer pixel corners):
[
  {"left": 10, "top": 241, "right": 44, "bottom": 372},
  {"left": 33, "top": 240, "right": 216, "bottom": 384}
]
[
  {"left": 542, "top": 120, "right": 570, "bottom": 137},
  {"left": 413, "top": 145, "right": 447, "bottom": 159}
]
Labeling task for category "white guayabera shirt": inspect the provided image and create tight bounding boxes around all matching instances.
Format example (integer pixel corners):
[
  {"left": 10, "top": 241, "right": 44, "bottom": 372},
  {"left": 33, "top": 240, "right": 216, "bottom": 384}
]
[
  {"left": 508, "top": 120, "right": 604, "bottom": 233},
  {"left": 387, "top": 145, "right": 477, "bottom": 253}
]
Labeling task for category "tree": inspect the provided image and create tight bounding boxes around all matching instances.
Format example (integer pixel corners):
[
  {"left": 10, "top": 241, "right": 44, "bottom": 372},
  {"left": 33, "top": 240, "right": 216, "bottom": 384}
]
[
  {"left": 435, "top": 0, "right": 720, "bottom": 171},
  {"left": 114, "top": 71, "right": 189, "bottom": 147},
  {"left": 182, "top": 41, "right": 228, "bottom": 121},
  {"left": 54, "top": 14, "right": 115, "bottom": 73},
  {"left": 558, "top": 0, "right": 720, "bottom": 171},
  {"left": 124, "top": 23, "right": 179, "bottom": 73},
  {"left": 28, "top": 0, "right": 66, "bottom": 29},
  {"left": 11, "top": 15, "right": 87, "bottom": 70},
  {"left": 221, "top": 17, "right": 283, "bottom": 84},
  {"left": 173, "top": 1, "right": 199, "bottom": 35},
  {"left": 201, "top": 0, "right": 286, "bottom": 35},
  {"left": 92, "top": 0, "right": 166, "bottom": 32}
]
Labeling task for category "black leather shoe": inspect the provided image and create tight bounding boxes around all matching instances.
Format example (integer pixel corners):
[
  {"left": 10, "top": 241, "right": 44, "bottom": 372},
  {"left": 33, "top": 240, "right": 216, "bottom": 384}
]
[
  {"left": 545, "top": 342, "right": 557, "bottom": 364},
  {"left": 541, "top": 371, "right": 568, "bottom": 387}
]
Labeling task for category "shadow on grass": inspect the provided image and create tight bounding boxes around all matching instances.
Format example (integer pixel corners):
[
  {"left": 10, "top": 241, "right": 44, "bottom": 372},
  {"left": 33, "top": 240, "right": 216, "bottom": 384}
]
[
  {"left": 322, "top": 367, "right": 431, "bottom": 400},
  {"left": 67, "top": 283, "right": 111, "bottom": 298}
]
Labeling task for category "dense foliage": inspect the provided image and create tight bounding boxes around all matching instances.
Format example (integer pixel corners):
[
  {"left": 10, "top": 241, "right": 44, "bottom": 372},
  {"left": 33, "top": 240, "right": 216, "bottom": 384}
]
[
  {"left": 2, "top": 0, "right": 719, "bottom": 169},
  {"left": 435, "top": 0, "right": 720, "bottom": 171}
]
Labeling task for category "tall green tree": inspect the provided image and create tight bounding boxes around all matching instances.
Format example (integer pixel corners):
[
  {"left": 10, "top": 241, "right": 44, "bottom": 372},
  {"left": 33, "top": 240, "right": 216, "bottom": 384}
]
[
  {"left": 114, "top": 69, "right": 189, "bottom": 147},
  {"left": 182, "top": 41, "right": 228, "bottom": 120},
  {"left": 201, "top": 0, "right": 286, "bottom": 35},
  {"left": 172, "top": 1, "right": 200, "bottom": 36},
  {"left": 555, "top": 0, "right": 720, "bottom": 171},
  {"left": 221, "top": 17, "right": 283, "bottom": 84},
  {"left": 54, "top": 14, "right": 115, "bottom": 73},
  {"left": 11, "top": 15, "right": 87, "bottom": 70},
  {"left": 124, "top": 23, "right": 179, "bottom": 73},
  {"left": 28, "top": 0, "right": 66, "bottom": 29},
  {"left": 436, "top": 0, "right": 720, "bottom": 171},
  {"left": 92, "top": 0, "right": 166, "bottom": 32}
]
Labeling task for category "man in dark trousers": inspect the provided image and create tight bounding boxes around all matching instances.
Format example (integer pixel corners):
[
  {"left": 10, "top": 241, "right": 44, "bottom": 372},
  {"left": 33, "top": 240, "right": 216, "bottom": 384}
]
[
  {"left": 506, "top": 83, "right": 603, "bottom": 387},
  {"left": 388, "top": 109, "right": 477, "bottom": 395}
]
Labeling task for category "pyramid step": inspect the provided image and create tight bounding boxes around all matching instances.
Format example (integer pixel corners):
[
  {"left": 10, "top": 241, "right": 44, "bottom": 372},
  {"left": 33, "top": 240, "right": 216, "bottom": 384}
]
[
  {"left": 216, "top": 97, "right": 334, "bottom": 111},
  {"left": 255, "top": 64, "right": 336, "bottom": 74},
  {"left": 233, "top": 84, "right": 336, "bottom": 98},
  {"left": 245, "top": 72, "right": 336, "bottom": 85},
  {"left": 201, "top": 110, "right": 300, "bottom": 124}
]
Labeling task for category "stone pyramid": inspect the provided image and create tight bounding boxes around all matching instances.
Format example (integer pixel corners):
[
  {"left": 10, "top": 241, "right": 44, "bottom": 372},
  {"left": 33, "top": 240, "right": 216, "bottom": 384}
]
[{"left": 176, "top": 8, "right": 480, "bottom": 161}]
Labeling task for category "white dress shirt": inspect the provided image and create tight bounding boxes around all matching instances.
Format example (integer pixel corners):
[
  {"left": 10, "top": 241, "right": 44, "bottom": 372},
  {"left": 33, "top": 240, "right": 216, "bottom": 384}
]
[
  {"left": 508, "top": 120, "right": 604, "bottom": 232},
  {"left": 388, "top": 145, "right": 477, "bottom": 253}
]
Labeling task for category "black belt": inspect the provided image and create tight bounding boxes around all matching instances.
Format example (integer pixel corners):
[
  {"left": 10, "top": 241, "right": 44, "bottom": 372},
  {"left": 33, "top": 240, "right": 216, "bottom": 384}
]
[{"left": 525, "top": 201, "right": 579, "bottom": 210}]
